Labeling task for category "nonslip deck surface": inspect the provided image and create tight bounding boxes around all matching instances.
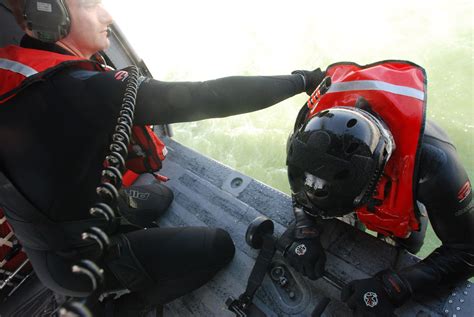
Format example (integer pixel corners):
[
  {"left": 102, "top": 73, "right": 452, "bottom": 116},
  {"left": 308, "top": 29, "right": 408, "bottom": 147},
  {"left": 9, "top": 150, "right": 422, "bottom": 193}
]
[{"left": 157, "top": 137, "right": 471, "bottom": 317}]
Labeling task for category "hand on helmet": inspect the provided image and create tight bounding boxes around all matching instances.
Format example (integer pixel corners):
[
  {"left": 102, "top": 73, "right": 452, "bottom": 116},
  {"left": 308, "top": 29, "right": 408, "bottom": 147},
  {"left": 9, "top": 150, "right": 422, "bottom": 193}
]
[
  {"left": 292, "top": 68, "right": 326, "bottom": 95},
  {"left": 341, "top": 270, "right": 412, "bottom": 317},
  {"left": 279, "top": 225, "right": 326, "bottom": 280}
]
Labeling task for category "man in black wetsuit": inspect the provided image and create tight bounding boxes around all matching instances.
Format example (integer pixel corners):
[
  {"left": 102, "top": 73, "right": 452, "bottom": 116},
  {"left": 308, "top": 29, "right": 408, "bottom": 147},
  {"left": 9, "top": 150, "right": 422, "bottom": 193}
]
[
  {"left": 284, "top": 62, "right": 474, "bottom": 316},
  {"left": 0, "top": 0, "right": 325, "bottom": 315}
]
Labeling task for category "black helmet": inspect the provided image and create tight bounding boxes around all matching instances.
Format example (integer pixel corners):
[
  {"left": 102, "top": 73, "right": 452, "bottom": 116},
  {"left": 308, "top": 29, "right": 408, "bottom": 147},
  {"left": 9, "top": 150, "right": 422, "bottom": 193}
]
[
  {"left": 286, "top": 106, "right": 395, "bottom": 218},
  {"left": 24, "top": 0, "right": 71, "bottom": 43}
]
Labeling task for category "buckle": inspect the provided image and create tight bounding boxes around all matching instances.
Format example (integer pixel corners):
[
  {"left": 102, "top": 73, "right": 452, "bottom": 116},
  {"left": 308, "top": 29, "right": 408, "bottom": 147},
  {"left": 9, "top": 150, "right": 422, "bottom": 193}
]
[{"left": 226, "top": 294, "right": 252, "bottom": 317}]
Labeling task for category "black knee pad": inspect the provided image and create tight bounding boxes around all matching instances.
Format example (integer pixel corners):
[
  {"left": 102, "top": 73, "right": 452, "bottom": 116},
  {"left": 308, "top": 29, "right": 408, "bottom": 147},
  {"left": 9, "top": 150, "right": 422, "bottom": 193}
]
[
  {"left": 211, "top": 228, "right": 235, "bottom": 266},
  {"left": 119, "top": 183, "right": 174, "bottom": 227}
]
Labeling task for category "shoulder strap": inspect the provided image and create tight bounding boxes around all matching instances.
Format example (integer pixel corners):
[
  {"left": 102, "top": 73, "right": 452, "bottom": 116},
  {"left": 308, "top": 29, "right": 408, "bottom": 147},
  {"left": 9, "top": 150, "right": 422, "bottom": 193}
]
[{"left": 0, "top": 59, "right": 104, "bottom": 104}]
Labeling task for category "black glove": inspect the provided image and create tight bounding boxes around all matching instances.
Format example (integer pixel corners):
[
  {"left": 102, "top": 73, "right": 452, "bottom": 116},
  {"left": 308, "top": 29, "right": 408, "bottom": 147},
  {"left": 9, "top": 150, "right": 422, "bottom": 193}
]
[
  {"left": 279, "top": 224, "right": 326, "bottom": 280},
  {"left": 341, "top": 269, "right": 412, "bottom": 317},
  {"left": 292, "top": 68, "right": 326, "bottom": 95}
]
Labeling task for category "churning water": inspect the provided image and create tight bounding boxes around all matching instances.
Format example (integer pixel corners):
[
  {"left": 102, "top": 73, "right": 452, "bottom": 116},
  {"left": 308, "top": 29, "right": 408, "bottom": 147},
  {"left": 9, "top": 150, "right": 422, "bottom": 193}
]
[{"left": 107, "top": 0, "right": 473, "bottom": 257}]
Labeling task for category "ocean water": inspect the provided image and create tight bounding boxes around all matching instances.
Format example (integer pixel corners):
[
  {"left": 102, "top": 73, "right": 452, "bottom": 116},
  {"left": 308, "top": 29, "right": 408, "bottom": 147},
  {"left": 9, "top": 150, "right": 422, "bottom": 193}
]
[{"left": 107, "top": 0, "right": 473, "bottom": 257}]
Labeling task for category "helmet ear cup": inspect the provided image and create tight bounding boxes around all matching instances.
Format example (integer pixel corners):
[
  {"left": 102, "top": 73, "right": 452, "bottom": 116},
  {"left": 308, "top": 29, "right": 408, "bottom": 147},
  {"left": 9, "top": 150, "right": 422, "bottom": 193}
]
[{"left": 24, "top": 0, "right": 71, "bottom": 43}]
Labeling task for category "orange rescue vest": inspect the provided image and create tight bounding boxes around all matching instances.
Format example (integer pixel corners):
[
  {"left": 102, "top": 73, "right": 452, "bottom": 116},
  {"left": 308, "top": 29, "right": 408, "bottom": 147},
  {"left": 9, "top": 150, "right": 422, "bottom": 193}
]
[
  {"left": 306, "top": 61, "right": 427, "bottom": 238},
  {"left": 0, "top": 45, "right": 167, "bottom": 178}
]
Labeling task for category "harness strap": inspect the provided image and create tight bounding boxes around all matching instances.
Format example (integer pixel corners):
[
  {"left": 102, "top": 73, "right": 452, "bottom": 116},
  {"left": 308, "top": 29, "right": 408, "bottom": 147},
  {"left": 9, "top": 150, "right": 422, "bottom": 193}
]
[
  {"left": 227, "top": 234, "right": 275, "bottom": 316},
  {"left": 0, "top": 171, "right": 111, "bottom": 251},
  {"left": 0, "top": 59, "right": 104, "bottom": 104},
  {"left": 244, "top": 235, "right": 276, "bottom": 299}
]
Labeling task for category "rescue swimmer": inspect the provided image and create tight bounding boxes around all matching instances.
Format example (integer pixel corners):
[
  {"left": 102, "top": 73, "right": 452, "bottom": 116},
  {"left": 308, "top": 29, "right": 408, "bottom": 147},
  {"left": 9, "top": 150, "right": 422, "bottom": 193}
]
[
  {"left": 284, "top": 62, "right": 474, "bottom": 316},
  {"left": 0, "top": 0, "right": 326, "bottom": 315}
]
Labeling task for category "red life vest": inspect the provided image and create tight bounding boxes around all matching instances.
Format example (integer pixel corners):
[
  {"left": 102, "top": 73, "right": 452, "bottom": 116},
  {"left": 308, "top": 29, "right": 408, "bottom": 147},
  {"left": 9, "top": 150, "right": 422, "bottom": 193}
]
[
  {"left": 306, "top": 61, "right": 427, "bottom": 238},
  {"left": 0, "top": 45, "right": 167, "bottom": 179}
]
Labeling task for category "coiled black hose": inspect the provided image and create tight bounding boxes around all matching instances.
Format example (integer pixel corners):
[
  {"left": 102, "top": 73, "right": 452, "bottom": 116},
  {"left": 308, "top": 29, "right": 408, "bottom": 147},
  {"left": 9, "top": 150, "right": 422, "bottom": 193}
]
[{"left": 59, "top": 66, "right": 141, "bottom": 317}]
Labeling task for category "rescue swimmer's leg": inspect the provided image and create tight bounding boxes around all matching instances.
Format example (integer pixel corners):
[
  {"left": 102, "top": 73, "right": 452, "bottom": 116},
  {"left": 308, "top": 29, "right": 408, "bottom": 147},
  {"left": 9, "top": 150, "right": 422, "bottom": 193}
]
[{"left": 105, "top": 227, "right": 235, "bottom": 315}]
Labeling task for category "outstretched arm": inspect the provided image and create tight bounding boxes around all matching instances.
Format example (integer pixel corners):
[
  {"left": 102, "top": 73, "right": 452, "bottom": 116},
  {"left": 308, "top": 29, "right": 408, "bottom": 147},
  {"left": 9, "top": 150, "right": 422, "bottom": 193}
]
[
  {"left": 134, "top": 75, "right": 305, "bottom": 124},
  {"left": 398, "top": 120, "right": 474, "bottom": 291},
  {"left": 340, "top": 120, "right": 473, "bottom": 316},
  {"left": 71, "top": 67, "right": 325, "bottom": 125}
]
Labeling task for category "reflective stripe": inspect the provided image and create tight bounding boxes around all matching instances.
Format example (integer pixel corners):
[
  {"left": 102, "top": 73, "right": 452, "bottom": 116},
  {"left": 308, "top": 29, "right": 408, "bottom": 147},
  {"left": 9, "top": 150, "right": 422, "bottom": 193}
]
[
  {"left": 327, "top": 80, "right": 425, "bottom": 101},
  {"left": 0, "top": 231, "right": 14, "bottom": 248},
  {"left": 0, "top": 58, "right": 38, "bottom": 78}
]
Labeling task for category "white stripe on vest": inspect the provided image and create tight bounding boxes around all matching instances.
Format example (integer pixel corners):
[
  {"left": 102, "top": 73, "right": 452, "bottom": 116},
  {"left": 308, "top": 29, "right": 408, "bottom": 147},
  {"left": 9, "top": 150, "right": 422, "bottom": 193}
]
[
  {"left": 0, "top": 58, "right": 38, "bottom": 78},
  {"left": 327, "top": 80, "right": 425, "bottom": 101}
]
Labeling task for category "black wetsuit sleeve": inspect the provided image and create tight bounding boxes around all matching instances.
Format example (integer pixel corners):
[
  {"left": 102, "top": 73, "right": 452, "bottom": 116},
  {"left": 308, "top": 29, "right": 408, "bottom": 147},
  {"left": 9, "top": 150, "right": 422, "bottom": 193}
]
[
  {"left": 69, "top": 69, "right": 305, "bottom": 125},
  {"left": 399, "top": 120, "right": 474, "bottom": 293},
  {"left": 134, "top": 75, "right": 305, "bottom": 124},
  {"left": 24, "top": 69, "right": 303, "bottom": 221}
]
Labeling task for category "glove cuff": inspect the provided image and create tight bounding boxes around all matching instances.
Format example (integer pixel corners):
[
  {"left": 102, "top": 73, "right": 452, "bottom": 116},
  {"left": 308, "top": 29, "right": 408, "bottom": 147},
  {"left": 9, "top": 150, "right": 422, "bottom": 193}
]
[
  {"left": 294, "top": 226, "right": 320, "bottom": 240},
  {"left": 292, "top": 202, "right": 319, "bottom": 239},
  {"left": 291, "top": 70, "right": 307, "bottom": 93},
  {"left": 377, "top": 269, "right": 413, "bottom": 307},
  {"left": 277, "top": 224, "right": 296, "bottom": 254}
]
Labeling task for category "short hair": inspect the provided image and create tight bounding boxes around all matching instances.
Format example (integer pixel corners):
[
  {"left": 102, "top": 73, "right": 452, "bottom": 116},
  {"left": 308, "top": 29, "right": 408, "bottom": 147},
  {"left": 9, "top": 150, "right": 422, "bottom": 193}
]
[{"left": 7, "top": 0, "right": 27, "bottom": 30}]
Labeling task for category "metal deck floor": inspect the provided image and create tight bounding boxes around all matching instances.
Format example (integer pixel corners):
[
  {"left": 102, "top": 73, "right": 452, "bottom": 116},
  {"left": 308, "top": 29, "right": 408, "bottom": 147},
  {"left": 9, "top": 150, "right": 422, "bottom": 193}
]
[{"left": 157, "top": 137, "right": 470, "bottom": 317}]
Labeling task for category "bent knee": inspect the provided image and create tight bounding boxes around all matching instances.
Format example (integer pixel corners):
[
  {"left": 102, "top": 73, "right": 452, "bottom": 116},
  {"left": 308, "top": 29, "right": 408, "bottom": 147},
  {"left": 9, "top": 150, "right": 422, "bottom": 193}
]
[{"left": 210, "top": 228, "right": 235, "bottom": 266}]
